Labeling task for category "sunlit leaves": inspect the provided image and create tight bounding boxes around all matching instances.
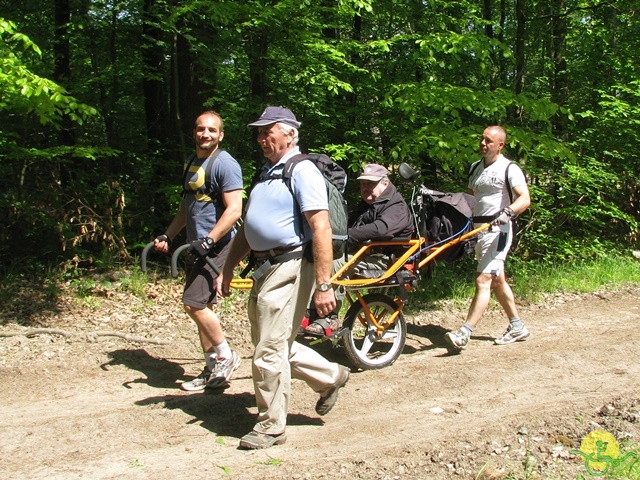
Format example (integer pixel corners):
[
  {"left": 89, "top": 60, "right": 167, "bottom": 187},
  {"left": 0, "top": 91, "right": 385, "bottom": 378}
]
[{"left": 0, "top": 18, "right": 98, "bottom": 127}]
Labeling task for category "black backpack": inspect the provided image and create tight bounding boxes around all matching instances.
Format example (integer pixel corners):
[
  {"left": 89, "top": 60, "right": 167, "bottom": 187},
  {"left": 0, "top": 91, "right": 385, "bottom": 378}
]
[
  {"left": 255, "top": 153, "right": 348, "bottom": 259},
  {"left": 422, "top": 192, "right": 476, "bottom": 263}
]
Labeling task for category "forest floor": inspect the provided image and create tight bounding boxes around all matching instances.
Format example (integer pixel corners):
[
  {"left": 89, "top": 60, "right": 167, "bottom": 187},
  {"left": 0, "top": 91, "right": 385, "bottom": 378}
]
[{"left": 1, "top": 273, "right": 640, "bottom": 480}]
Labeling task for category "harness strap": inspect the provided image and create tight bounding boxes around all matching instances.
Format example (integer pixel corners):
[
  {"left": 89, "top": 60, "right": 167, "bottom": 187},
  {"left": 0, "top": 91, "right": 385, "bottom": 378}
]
[
  {"left": 250, "top": 247, "right": 305, "bottom": 282},
  {"left": 472, "top": 213, "right": 499, "bottom": 223}
]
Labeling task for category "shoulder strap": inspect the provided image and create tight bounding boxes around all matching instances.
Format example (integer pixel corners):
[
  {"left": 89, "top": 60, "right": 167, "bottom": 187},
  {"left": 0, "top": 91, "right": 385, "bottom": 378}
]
[
  {"left": 281, "top": 155, "right": 307, "bottom": 213},
  {"left": 281, "top": 154, "right": 313, "bottom": 239},
  {"left": 205, "top": 148, "right": 224, "bottom": 191},
  {"left": 469, "top": 160, "right": 515, "bottom": 203},
  {"left": 505, "top": 161, "right": 514, "bottom": 203},
  {"left": 203, "top": 148, "right": 224, "bottom": 196},
  {"left": 468, "top": 160, "right": 482, "bottom": 179},
  {"left": 182, "top": 148, "right": 224, "bottom": 201},
  {"left": 252, "top": 153, "right": 317, "bottom": 203},
  {"left": 282, "top": 154, "right": 310, "bottom": 188},
  {"left": 181, "top": 153, "right": 197, "bottom": 196}
]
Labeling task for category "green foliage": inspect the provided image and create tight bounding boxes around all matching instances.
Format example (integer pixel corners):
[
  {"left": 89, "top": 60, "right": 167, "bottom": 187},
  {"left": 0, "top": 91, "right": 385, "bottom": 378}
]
[
  {"left": 510, "top": 254, "right": 640, "bottom": 303},
  {"left": 409, "top": 253, "right": 640, "bottom": 309},
  {"left": 1, "top": 1, "right": 639, "bottom": 270},
  {"left": 216, "top": 465, "right": 231, "bottom": 475},
  {"left": 604, "top": 445, "right": 640, "bottom": 479},
  {"left": 521, "top": 155, "right": 639, "bottom": 262},
  {"left": 0, "top": 18, "right": 98, "bottom": 126}
]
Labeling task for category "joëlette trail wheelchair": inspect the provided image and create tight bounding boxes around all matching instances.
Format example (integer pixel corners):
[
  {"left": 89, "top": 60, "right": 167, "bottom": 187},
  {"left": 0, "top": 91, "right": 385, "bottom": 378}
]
[{"left": 140, "top": 163, "right": 491, "bottom": 371}]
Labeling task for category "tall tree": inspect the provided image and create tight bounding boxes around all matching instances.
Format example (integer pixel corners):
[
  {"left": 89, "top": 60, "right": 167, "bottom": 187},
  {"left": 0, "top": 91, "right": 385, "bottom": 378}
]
[
  {"left": 549, "top": 0, "right": 569, "bottom": 138},
  {"left": 54, "top": 0, "right": 75, "bottom": 146},
  {"left": 142, "top": 0, "right": 169, "bottom": 147}
]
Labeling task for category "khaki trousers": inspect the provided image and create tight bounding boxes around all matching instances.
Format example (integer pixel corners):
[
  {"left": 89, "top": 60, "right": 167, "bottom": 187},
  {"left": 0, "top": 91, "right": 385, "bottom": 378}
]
[{"left": 248, "top": 257, "right": 343, "bottom": 435}]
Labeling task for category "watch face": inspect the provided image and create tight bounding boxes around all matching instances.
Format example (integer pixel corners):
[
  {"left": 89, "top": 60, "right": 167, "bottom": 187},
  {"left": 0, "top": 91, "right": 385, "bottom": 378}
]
[{"left": 317, "top": 283, "right": 331, "bottom": 292}]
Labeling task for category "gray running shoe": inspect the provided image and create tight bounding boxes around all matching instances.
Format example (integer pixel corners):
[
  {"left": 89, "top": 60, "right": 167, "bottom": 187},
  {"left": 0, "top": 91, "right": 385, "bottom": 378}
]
[
  {"left": 444, "top": 328, "right": 470, "bottom": 350},
  {"left": 239, "top": 430, "right": 287, "bottom": 450},
  {"left": 180, "top": 366, "right": 212, "bottom": 392},
  {"left": 315, "top": 365, "right": 350, "bottom": 416},
  {"left": 494, "top": 325, "right": 530, "bottom": 345},
  {"left": 207, "top": 350, "right": 241, "bottom": 389}
]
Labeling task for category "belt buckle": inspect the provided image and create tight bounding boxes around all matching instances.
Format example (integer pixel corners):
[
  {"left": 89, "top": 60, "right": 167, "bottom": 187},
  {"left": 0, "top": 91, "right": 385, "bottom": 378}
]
[{"left": 254, "top": 248, "right": 278, "bottom": 259}]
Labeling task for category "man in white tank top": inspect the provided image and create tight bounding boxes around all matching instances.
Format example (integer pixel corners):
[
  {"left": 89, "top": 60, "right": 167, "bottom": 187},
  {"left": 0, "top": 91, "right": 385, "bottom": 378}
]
[{"left": 445, "top": 125, "right": 531, "bottom": 351}]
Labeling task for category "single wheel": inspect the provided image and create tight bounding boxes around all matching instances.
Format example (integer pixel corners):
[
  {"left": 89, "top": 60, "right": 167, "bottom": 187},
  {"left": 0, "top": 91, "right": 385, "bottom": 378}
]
[{"left": 341, "top": 293, "right": 406, "bottom": 370}]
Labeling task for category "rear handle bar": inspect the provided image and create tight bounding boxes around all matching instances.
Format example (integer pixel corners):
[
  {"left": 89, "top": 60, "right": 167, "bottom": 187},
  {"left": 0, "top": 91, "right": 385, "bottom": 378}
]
[
  {"left": 140, "top": 241, "right": 220, "bottom": 277},
  {"left": 171, "top": 244, "right": 220, "bottom": 277}
]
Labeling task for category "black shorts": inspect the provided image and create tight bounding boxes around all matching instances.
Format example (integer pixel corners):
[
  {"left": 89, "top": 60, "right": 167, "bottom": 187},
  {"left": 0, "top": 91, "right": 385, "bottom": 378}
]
[{"left": 182, "top": 240, "right": 232, "bottom": 309}]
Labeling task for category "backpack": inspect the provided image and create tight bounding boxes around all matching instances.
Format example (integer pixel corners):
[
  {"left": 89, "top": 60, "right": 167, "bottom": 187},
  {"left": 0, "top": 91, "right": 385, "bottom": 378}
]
[{"left": 254, "top": 153, "right": 348, "bottom": 259}]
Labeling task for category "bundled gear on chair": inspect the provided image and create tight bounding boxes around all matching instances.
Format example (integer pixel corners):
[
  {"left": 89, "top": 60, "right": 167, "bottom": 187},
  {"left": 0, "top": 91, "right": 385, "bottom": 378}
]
[{"left": 419, "top": 191, "right": 476, "bottom": 263}]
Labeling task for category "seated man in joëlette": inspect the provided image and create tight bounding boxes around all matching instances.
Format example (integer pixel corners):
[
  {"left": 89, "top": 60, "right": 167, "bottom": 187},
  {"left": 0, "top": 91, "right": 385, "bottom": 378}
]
[{"left": 303, "top": 163, "right": 414, "bottom": 336}]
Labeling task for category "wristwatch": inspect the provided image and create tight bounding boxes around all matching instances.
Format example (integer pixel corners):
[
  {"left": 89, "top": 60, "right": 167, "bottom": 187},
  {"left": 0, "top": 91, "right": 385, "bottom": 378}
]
[
  {"left": 203, "top": 237, "right": 214, "bottom": 247},
  {"left": 316, "top": 282, "right": 332, "bottom": 292}
]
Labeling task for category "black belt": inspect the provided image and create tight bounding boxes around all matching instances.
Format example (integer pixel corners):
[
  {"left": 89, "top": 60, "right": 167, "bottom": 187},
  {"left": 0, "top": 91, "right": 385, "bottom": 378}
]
[
  {"left": 240, "top": 245, "right": 304, "bottom": 279},
  {"left": 255, "top": 249, "right": 304, "bottom": 266},
  {"left": 250, "top": 246, "right": 305, "bottom": 281},
  {"left": 253, "top": 245, "right": 302, "bottom": 260}
]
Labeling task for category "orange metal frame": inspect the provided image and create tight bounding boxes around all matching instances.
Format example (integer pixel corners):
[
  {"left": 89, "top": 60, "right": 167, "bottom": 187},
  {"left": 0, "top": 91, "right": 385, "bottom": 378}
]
[
  {"left": 345, "top": 290, "right": 406, "bottom": 337},
  {"left": 229, "top": 223, "right": 492, "bottom": 314}
]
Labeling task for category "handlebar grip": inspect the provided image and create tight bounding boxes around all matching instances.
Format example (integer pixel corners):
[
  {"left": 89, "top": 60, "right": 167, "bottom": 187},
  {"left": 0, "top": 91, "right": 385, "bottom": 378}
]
[
  {"left": 171, "top": 245, "right": 222, "bottom": 277},
  {"left": 140, "top": 241, "right": 155, "bottom": 272},
  {"left": 171, "top": 244, "right": 191, "bottom": 278}
]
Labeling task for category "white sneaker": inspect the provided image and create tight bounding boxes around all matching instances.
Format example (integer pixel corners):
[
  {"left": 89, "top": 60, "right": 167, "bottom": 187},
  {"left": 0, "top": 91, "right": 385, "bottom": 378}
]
[
  {"left": 444, "top": 328, "right": 470, "bottom": 350},
  {"left": 207, "top": 351, "right": 241, "bottom": 389},
  {"left": 180, "top": 367, "right": 211, "bottom": 391},
  {"left": 494, "top": 325, "right": 530, "bottom": 345}
]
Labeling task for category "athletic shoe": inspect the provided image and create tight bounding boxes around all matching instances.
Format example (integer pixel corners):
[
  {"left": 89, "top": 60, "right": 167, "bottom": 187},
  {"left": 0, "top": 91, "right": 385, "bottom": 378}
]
[
  {"left": 315, "top": 365, "right": 350, "bottom": 416},
  {"left": 207, "top": 350, "right": 241, "bottom": 389},
  {"left": 180, "top": 366, "right": 212, "bottom": 392},
  {"left": 494, "top": 325, "right": 530, "bottom": 345},
  {"left": 239, "top": 430, "right": 287, "bottom": 450},
  {"left": 444, "top": 328, "right": 470, "bottom": 350}
]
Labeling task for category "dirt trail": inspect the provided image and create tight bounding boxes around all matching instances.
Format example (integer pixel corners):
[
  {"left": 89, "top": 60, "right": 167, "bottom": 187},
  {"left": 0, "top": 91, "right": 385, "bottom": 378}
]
[{"left": 1, "top": 284, "right": 639, "bottom": 479}]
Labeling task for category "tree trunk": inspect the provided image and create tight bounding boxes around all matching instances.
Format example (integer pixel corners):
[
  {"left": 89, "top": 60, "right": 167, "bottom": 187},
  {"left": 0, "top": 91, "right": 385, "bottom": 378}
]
[
  {"left": 142, "top": 0, "right": 169, "bottom": 148},
  {"left": 483, "top": 0, "right": 496, "bottom": 91},
  {"left": 171, "top": 30, "right": 208, "bottom": 155},
  {"left": 514, "top": 0, "right": 525, "bottom": 96},
  {"left": 246, "top": 27, "right": 269, "bottom": 116},
  {"left": 550, "top": 1, "right": 568, "bottom": 138},
  {"left": 54, "top": 0, "right": 75, "bottom": 146}
]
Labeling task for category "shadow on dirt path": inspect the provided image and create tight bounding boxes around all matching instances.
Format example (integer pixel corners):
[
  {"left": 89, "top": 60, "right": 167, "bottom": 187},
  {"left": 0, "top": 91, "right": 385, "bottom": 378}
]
[{"left": 1, "top": 286, "right": 639, "bottom": 479}]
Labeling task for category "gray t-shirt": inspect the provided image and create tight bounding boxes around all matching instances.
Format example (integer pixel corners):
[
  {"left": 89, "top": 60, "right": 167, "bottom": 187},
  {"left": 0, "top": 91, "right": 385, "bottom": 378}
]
[
  {"left": 244, "top": 148, "right": 328, "bottom": 252},
  {"left": 183, "top": 150, "right": 243, "bottom": 243}
]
